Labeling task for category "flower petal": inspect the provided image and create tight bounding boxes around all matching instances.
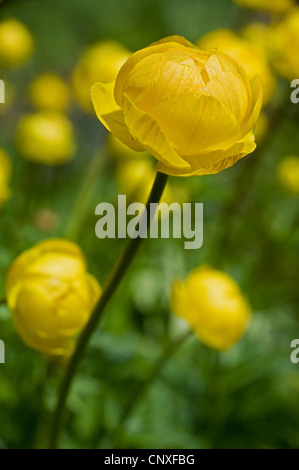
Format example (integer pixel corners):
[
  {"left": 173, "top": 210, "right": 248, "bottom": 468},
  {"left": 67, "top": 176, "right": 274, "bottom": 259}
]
[
  {"left": 156, "top": 134, "right": 256, "bottom": 176},
  {"left": 122, "top": 93, "right": 192, "bottom": 171},
  {"left": 239, "top": 75, "right": 263, "bottom": 139},
  {"left": 91, "top": 81, "right": 143, "bottom": 151},
  {"left": 149, "top": 93, "right": 241, "bottom": 156},
  {"left": 151, "top": 35, "right": 199, "bottom": 49},
  {"left": 114, "top": 42, "right": 206, "bottom": 107}
]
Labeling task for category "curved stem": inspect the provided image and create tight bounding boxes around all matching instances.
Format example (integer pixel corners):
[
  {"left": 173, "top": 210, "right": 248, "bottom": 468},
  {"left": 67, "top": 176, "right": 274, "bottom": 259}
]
[
  {"left": 50, "top": 171, "right": 168, "bottom": 449},
  {"left": 110, "top": 330, "right": 192, "bottom": 449}
]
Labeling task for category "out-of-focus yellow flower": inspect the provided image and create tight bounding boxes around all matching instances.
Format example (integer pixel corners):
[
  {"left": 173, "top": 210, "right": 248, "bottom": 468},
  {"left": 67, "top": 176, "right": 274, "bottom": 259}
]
[
  {"left": 29, "top": 74, "right": 70, "bottom": 112},
  {"left": 92, "top": 35, "right": 262, "bottom": 177},
  {"left": 271, "top": 8, "right": 299, "bottom": 80},
  {"left": 0, "top": 147, "right": 12, "bottom": 208},
  {"left": 6, "top": 239, "right": 101, "bottom": 355},
  {"left": 197, "top": 29, "right": 276, "bottom": 106},
  {"left": 233, "top": 0, "right": 294, "bottom": 14},
  {"left": 171, "top": 266, "right": 251, "bottom": 351},
  {"left": 116, "top": 158, "right": 175, "bottom": 204},
  {"left": 242, "top": 23, "right": 274, "bottom": 54},
  {"left": 277, "top": 156, "right": 299, "bottom": 193},
  {"left": 72, "top": 40, "right": 130, "bottom": 112},
  {"left": 0, "top": 19, "right": 33, "bottom": 68},
  {"left": 254, "top": 112, "right": 269, "bottom": 144},
  {"left": 16, "top": 112, "right": 76, "bottom": 165}
]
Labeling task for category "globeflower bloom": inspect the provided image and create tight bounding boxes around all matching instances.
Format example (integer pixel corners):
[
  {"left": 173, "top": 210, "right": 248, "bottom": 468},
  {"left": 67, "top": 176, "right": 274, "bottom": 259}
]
[
  {"left": 29, "top": 74, "right": 70, "bottom": 112},
  {"left": 233, "top": 0, "right": 294, "bottom": 14},
  {"left": 197, "top": 29, "right": 276, "bottom": 106},
  {"left": 6, "top": 239, "right": 101, "bottom": 355},
  {"left": 72, "top": 40, "right": 130, "bottom": 112},
  {"left": 16, "top": 112, "right": 76, "bottom": 165},
  {"left": 92, "top": 36, "right": 262, "bottom": 177},
  {"left": 277, "top": 156, "right": 299, "bottom": 193},
  {"left": 0, "top": 147, "right": 12, "bottom": 209},
  {"left": 0, "top": 19, "right": 33, "bottom": 68},
  {"left": 171, "top": 266, "right": 251, "bottom": 350}
]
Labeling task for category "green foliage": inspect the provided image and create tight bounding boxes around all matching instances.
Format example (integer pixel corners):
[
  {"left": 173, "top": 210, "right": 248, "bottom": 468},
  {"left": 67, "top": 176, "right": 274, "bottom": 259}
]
[{"left": 0, "top": 0, "right": 299, "bottom": 450}]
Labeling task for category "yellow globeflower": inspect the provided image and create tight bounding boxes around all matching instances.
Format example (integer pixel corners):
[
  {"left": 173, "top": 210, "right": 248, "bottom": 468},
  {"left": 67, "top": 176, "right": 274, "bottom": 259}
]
[
  {"left": 233, "top": 0, "right": 294, "bottom": 14},
  {"left": 6, "top": 239, "right": 101, "bottom": 355},
  {"left": 171, "top": 266, "right": 251, "bottom": 350},
  {"left": 0, "top": 19, "right": 33, "bottom": 68},
  {"left": 0, "top": 147, "right": 12, "bottom": 208},
  {"left": 16, "top": 112, "right": 76, "bottom": 165},
  {"left": 277, "top": 156, "right": 299, "bottom": 193},
  {"left": 271, "top": 8, "right": 299, "bottom": 80},
  {"left": 92, "top": 36, "right": 262, "bottom": 177},
  {"left": 29, "top": 74, "right": 70, "bottom": 112},
  {"left": 197, "top": 29, "right": 276, "bottom": 106},
  {"left": 72, "top": 40, "right": 131, "bottom": 112}
]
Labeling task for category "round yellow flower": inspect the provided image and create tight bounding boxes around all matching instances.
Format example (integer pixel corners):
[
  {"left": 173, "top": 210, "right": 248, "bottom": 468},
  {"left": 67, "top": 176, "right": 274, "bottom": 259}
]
[
  {"left": 277, "top": 156, "right": 299, "bottom": 193},
  {"left": 171, "top": 266, "right": 251, "bottom": 350},
  {"left": 72, "top": 41, "right": 130, "bottom": 112},
  {"left": 6, "top": 239, "right": 101, "bottom": 355},
  {"left": 271, "top": 8, "right": 299, "bottom": 80},
  {"left": 0, "top": 19, "right": 34, "bottom": 68},
  {"left": 197, "top": 29, "right": 276, "bottom": 106},
  {"left": 233, "top": 0, "right": 294, "bottom": 14},
  {"left": 16, "top": 112, "right": 76, "bottom": 165},
  {"left": 0, "top": 147, "right": 12, "bottom": 208},
  {"left": 92, "top": 36, "right": 262, "bottom": 177},
  {"left": 29, "top": 74, "right": 70, "bottom": 112}
]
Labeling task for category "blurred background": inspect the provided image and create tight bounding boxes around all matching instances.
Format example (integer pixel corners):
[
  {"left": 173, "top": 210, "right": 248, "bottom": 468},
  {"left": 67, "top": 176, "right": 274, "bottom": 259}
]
[{"left": 1, "top": 0, "right": 299, "bottom": 449}]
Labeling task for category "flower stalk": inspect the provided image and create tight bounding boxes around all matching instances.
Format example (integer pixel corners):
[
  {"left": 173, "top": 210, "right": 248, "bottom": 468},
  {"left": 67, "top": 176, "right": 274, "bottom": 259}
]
[{"left": 50, "top": 170, "right": 168, "bottom": 449}]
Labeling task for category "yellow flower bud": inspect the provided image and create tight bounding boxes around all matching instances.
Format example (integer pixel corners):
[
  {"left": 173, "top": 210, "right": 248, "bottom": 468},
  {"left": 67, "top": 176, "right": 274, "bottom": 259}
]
[
  {"left": 242, "top": 23, "right": 274, "bottom": 55},
  {"left": 0, "top": 19, "right": 34, "bottom": 68},
  {"left": 6, "top": 239, "right": 101, "bottom": 355},
  {"left": 29, "top": 74, "right": 70, "bottom": 112},
  {"left": 92, "top": 35, "right": 263, "bottom": 177},
  {"left": 0, "top": 147, "right": 12, "bottom": 209},
  {"left": 171, "top": 266, "right": 251, "bottom": 350},
  {"left": 197, "top": 29, "right": 276, "bottom": 106},
  {"left": 16, "top": 112, "right": 76, "bottom": 165},
  {"left": 271, "top": 8, "right": 299, "bottom": 80},
  {"left": 233, "top": 0, "right": 294, "bottom": 14},
  {"left": 72, "top": 41, "right": 131, "bottom": 112},
  {"left": 277, "top": 156, "right": 299, "bottom": 193}
]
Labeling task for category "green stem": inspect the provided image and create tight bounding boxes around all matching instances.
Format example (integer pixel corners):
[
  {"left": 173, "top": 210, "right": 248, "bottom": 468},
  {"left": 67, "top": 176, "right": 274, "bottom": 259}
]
[
  {"left": 110, "top": 330, "right": 192, "bottom": 449},
  {"left": 50, "top": 171, "right": 168, "bottom": 449}
]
